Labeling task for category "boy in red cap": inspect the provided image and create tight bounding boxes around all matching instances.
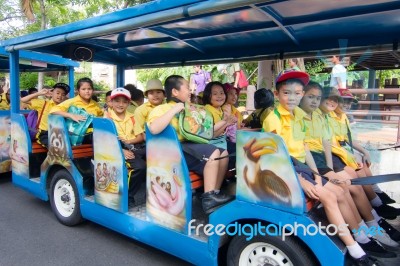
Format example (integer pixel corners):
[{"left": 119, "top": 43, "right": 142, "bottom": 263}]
[{"left": 108, "top": 87, "right": 146, "bottom": 206}]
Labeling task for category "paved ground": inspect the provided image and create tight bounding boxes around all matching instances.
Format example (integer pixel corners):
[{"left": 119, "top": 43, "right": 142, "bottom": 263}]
[{"left": 0, "top": 174, "right": 189, "bottom": 266}]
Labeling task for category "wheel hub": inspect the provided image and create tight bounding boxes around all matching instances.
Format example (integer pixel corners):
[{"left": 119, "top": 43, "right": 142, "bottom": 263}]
[
  {"left": 53, "top": 179, "right": 76, "bottom": 218},
  {"left": 239, "top": 242, "right": 293, "bottom": 266},
  {"left": 60, "top": 193, "right": 70, "bottom": 203}
]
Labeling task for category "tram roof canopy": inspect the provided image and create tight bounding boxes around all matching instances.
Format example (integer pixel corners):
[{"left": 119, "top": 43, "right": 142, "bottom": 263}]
[
  {"left": 1, "top": 0, "right": 400, "bottom": 69},
  {"left": 0, "top": 47, "right": 79, "bottom": 72}
]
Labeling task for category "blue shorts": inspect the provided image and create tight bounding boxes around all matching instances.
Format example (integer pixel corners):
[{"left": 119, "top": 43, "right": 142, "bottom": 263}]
[
  {"left": 182, "top": 142, "right": 225, "bottom": 176},
  {"left": 291, "top": 157, "right": 327, "bottom": 185}
]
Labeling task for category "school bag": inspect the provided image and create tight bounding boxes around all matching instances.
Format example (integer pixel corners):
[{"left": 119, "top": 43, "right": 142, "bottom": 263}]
[
  {"left": 27, "top": 101, "right": 47, "bottom": 140},
  {"left": 65, "top": 106, "right": 94, "bottom": 145},
  {"left": 179, "top": 103, "right": 214, "bottom": 144},
  {"left": 248, "top": 107, "right": 268, "bottom": 129}
]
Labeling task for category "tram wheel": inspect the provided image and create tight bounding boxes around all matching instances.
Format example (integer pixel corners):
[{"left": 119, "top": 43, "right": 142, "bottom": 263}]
[{"left": 49, "top": 169, "right": 83, "bottom": 226}]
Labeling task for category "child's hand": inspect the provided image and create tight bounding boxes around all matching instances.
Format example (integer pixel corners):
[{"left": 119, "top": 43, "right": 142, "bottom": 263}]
[
  {"left": 222, "top": 104, "right": 231, "bottom": 115},
  {"left": 173, "top": 102, "right": 185, "bottom": 114},
  {"left": 299, "top": 174, "right": 319, "bottom": 200},
  {"left": 225, "top": 115, "right": 237, "bottom": 126},
  {"left": 363, "top": 151, "right": 371, "bottom": 167},
  {"left": 123, "top": 149, "right": 135, "bottom": 159},
  {"left": 39, "top": 89, "right": 50, "bottom": 96},
  {"left": 69, "top": 114, "right": 86, "bottom": 123}
]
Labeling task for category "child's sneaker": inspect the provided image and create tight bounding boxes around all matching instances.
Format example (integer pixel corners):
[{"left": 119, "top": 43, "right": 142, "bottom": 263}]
[
  {"left": 378, "top": 218, "right": 400, "bottom": 242},
  {"left": 374, "top": 204, "right": 399, "bottom": 220},
  {"left": 358, "top": 239, "right": 396, "bottom": 258},
  {"left": 376, "top": 192, "right": 396, "bottom": 204},
  {"left": 352, "top": 255, "right": 380, "bottom": 266},
  {"left": 372, "top": 231, "right": 399, "bottom": 248}
]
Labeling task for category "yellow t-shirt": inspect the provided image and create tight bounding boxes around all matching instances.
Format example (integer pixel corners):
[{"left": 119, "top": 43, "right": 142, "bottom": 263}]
[
  {"left": 50, "top": 95, "right": 103, "bottom": 117},
  {"left": 127, "top": 101, "right": 139, "bottom": 114},
  {"left": 147, "top": 102, "right": 184, "bottom": 141},
  {"left": 28, "top": 98, "right": 57, "bottom": 131},
  {"left": 205, "top": 104, "right": 224, "bottom": 123},
  {"left": 263, "top": 104, "right": 307, "bottom": 162},
  {"left": 133, "top": 102, "right": 157, "bottom": 136},
  {"left": 304, "top": 108, "right": 331, "bottom": 152},
  {"left": 329, "top": 111, "right": 351, "bottom": 145},
  {"left": 108, "top": 109, "right": 137, "bottom": 140},
  {"left": 326, "top": 110, "right": 358, "bottom": 169},
  {"left": 0, "top": 93, "right": 10, "bottom": 110}
]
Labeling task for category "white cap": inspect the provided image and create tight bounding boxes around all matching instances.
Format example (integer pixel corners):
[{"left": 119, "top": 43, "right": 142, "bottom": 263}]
[{"left": 111, "top": 87, "right": 131, "bottom": 100}]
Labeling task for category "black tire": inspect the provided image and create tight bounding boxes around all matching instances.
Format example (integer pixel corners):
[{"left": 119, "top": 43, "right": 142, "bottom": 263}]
[
  {"left": 227, "top": 229, "right": 317, "bottom": 266},
  {"left": 49, "top": 169, "right": 83, "bottom": 226}
]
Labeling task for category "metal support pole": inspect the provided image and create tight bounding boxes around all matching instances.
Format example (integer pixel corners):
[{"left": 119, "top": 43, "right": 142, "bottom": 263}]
[
  {"left": 9, "top": 51, "right": 20, "bottom": 113},
  {"left": 68, "top": 66, "right": 75, "bottom": 98},
  {"left": 116, "top": 64, "right": 125, "bottom": 88}
]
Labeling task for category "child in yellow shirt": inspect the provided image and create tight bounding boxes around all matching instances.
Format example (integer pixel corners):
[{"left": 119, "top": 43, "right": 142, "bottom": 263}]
[
  {"left": 108, "top": 88, "right": 146, "bottom": 206},
  {"left": 21, "top": 83, "right": 69, "bottom": 147},
  {"left": 133, "top": 79, "right": 165, "bottom": 140},
  {"left": 147, "top": 75, "right": 234, "bottom": 214},
  {"left": 203, "top": 81, "right": 237, "bottom": 170},
  {"left": 301, "top": 82, "right": 399, "bottom": 247},
  {"left": 262, "top": 70, "right": 392, "bottom": 263},
  {"left": 50, "top": 77, "right": 103, "bottom": 144},
  {"left": 0, "top": 88, "right": 10, "bottom": 110}
]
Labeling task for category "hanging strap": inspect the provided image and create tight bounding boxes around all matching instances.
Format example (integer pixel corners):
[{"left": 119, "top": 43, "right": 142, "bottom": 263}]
[
  {"left": 181, "top": 144, "right": 235, "bottom": 162},
  {"left": 344, "top": 118, "right": 354, "bottom": 152},
  {"left": 291, "top": 157, "right": 400, "bottom": 185},
  {"left": 377, "top": 144, "right": 400, "bottom": 151},
  {"left": 36, "top": 101, "right": 47, "bottom": 129}
]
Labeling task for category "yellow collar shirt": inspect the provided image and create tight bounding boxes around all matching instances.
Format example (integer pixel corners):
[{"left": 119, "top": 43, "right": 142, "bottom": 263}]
[
  {"left": 50, "top": 95, "right": 104, "bottom": 117},
  {"left": 263, "top": 104, "right": 307, "bottom": 162},
  {"left": 133, "top": 102, "right": 157, "bottom": 136},
  {"left": 304, "top": 108, "right": 331, "bottom": 152},
  {"left": 147, "top": 102, "right": 184, "bottom": 141},
  {"left": 108, "top": 109, "right": 136, "bottom": 140},
  {"left": 205, "top": 104, "right": 224, "bottom": 123},
  {"left": 0, "top": 93, "right": 10, "bottom": 110},
  {"left": 28, "top": 98, "right": 57, "bottom": 131},
  {"left": 127, "top": 101, "right": 139, "bottom": 114}
]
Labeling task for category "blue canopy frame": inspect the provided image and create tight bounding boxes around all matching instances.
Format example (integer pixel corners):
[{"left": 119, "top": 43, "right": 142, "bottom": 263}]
[
  {"left": 1, "top": 0, "right": 400, "bottom": 101},
  {"left": 0, "top": 47, "right": 79, "bottom": 112}
]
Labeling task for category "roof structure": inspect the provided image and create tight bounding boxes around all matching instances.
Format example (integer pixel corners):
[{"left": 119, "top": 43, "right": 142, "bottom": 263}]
[
  {"left": 1, "top": 0, "right": 400, "bottom": 69},
  {"left": 0, "top": 47, "right": 79, "bottom": 72}
]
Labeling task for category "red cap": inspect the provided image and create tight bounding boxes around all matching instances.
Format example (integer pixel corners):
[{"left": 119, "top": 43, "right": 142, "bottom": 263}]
[
  {"left": 223, "top": 83, "right": 240, "bottom": 95},
  {"left": 275, "top": 69, "right": 310, "bottom": 86},
  {"left": 338, "top": 88, "right": 358, "bottom": 103}
]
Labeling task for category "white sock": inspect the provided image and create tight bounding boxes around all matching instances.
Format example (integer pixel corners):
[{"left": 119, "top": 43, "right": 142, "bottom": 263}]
[
  {"left": 347, "top": 242, "right": 366, "bottom": 259},
  {"left": 370, "top": 196, "right": 383, "bottom": 207},
  {"left": 353, "top": 230, "right": 370, "bottom": 244},
  {"left": 371, "top": 209, "right": 382, "bottom": 222},
  {"left": 365, "top": 219, "right": 379, "bottom": 229},
  {"left": 372, "top": 184, "right": 383, "bottom": 193},
  {"left": 358, "top": 220, "right": 369, "bottom": 234}
]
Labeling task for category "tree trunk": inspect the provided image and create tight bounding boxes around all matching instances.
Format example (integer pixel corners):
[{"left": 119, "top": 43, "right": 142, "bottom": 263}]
[
  {"left": 297, "top": 58, "right": 305, "bottom": 72},
  {"left": 37, "top": 0, "right": 47, "bottom": 89}
]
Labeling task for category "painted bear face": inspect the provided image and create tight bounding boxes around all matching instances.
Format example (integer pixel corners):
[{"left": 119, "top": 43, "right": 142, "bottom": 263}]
[{"left": 49, "top": 127, "right": 66, "bottom": 156}]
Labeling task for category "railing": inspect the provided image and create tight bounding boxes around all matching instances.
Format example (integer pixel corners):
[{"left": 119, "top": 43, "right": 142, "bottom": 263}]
[{"left": 348, "top": 89, "right": 400, "bottom": 145}]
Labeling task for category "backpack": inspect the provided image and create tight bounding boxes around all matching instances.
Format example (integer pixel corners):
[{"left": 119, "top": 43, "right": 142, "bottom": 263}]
[
  {"left": 179, "top": 103, "right": 214, "bottom": 144},
  {"left": 65, "top": 106, "right": 94, "bottom": 146},
  {"left": 249, "top": 107, "right": 267, "bottom": 129},
  {"left": 26, "top": 101, "right": 47, "bottom": 140}
]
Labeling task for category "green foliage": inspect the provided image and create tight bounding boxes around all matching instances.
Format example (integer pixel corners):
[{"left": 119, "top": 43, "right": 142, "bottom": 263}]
[
  {"left": 305, "top": 60, "right": 325, "bottom": 76},
  {"left": 136, "top": 66, "right": 193, "bottom": 84}
]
